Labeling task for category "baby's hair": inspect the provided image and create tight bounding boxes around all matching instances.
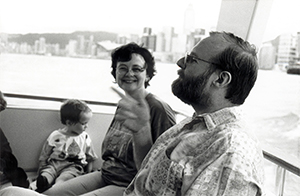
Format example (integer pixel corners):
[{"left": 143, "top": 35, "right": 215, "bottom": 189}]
[{"left": 60, "top": 99, "right": 92, "bottom": 125}]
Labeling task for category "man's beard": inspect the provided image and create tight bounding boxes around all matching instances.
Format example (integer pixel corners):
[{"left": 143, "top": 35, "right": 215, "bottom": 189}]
[{"left": 171, "top": 70, "right": 211, "bottom": 106}]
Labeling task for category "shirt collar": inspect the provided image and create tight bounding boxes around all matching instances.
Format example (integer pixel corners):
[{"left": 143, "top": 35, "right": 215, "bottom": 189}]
[{"left": 192, "top": 107, "right": 241, "bottom": 131}]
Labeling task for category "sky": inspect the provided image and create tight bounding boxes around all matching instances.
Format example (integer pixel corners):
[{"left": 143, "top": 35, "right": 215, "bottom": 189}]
[
  {"left": 0, "top": 0, "right": 221, "bottom": 34},
  {"left": 0, "top": 0, "right": 300, "bottom": 42}
]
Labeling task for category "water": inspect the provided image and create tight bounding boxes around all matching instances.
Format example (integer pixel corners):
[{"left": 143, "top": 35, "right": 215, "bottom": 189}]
[{"left": 1, "top": 53, "right": 300, "bottom": 195}]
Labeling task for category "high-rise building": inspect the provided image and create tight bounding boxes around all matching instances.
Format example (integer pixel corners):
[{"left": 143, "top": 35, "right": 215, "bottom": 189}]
[
  {"left": 117, "top": 35, "right": 128, "bottom": 44},
  {"left": 143, "top": 27, "right": 152, "bottom": 36},
  {"left": 87, "top": 35, "right": 94, "bottom": 56},
  {"left": 141, "top": 27, "right": 156, "bottom": 51},
  {"left": 34, "top": 40, "right": 39, "bottom": 54},
  {"left": 148, "top": 35, "right": 156, "bottom": 52},
  {"left": 183, "top": 4, "right": 195, "bottom": 35},
  {"left": 277, "top": 34, "right": 297, "bottom": 66},
  {"left": 77, "top": 35, "right": 85, "bottom": 55},
  {"left": 186, "top": 28, "right": 206, "bottom": 52},
  {"left": 67, "top": 40, "right": 77, "bottom": 56},
  {"left": 38, "top": 37, "right": 46, "bottom": 55},
  {"left": 258, "top": 42, "right": 276, "bottom": 70},
  {"left": 258, "top": 33, "right": 298, "bottom": 70},
  {"left": 296, "top": 32, "right": 300, "bottom": 60},
  {"left": 155, "top": 32, "right": 165, "bottom": 52},
  {"left": 163, "top": 26, "right": 175, "bottom": 52}
]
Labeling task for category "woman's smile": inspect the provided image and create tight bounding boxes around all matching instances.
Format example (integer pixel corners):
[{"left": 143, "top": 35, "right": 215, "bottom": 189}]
[{"left": 122, "top": 78, "right": 137, "bottom": 84}]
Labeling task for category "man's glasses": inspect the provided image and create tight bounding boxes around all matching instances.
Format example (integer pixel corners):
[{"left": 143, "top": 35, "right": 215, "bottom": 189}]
[
  {"left": 117, "top": 65, "right": 146, "bottom": 75},
  {"left": 182, "top": 52, "right": 219, "bottom": 69}
]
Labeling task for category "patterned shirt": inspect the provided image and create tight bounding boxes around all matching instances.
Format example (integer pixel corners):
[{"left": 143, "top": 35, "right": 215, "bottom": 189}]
[
  {"left": 124, "top": 107, "right": 265, "bottom": 196},
  {"left": 101, "top": 93, "right": 176, "bottom": 187}
]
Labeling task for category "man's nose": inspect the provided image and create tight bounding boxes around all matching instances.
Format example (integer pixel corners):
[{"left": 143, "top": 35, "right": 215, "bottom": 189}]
[{"left": 177, "top": 57, "right": 185, "bottom": 69}]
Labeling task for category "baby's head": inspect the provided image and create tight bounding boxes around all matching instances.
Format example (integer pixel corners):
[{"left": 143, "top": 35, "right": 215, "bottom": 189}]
[{"left": 60, "top": 99, "right": 92, "bottom": 136}]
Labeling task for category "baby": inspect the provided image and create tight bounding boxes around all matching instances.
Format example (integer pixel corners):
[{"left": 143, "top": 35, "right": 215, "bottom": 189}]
[{"left": 36, "top": 99, "right": 98, "bottom": 192}]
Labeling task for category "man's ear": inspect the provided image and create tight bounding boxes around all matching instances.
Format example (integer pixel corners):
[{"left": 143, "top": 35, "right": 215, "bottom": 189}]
[{"left": 213, "top": 71, "right": 231, "bottom": 87}]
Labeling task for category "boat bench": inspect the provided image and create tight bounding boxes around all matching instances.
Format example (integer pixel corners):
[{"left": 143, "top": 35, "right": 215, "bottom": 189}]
[{"left": 0, "top": 106, "right": 114, "bottom": 187}]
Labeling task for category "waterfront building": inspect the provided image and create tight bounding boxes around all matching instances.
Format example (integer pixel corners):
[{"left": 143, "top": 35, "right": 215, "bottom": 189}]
[
  {"left": 155, "top": 32, "right": 165, "bottom": 53},
  {"left": 20, "top": 43, "right": 32, "bottom": 54},
  {"left": 186, "top": 28, "right": 206, "bottom": 52},
  {"left": 77, "top": 35, "right": 85, "bottom": 55},
  {"left": 171, "top": 34, "right": 187, "bottom": 62},
  {"left": 67, "top": 40, "right": 77, "bottom": 57},
  {"left": 258, "top": 33, "right": 299, "bottom": 70},
  {"left": 141, "top": 27, "right": 156, "bottom": 52},
  {"left": 34, "top": 40, "right": 39, "bottom": 54},
  {"left": 129, "top": 34, "right": 140, "bottom": 44},
  {"left": 96, "top": 40, "right": 121, "bottom": 59},
  {"left": 87, "top": 35, "right": 94, "bottom": 56},
  {"left": 296, "top": 32, "right": 300, "bottom": 60},
  {"left": 117, "top": 35, "right": 128, "bottom": 45},
  {"left": 162, "top": 26, "right": 175, "bottom": 53},
  {"left": 258, "top": 42, "right": 276, "bottom": 70},
  {"left": 183, "top": 3, "right": 195, "bottom": 35},
  {"left": 38, "top": 37, "right": 46, "bottom": 55},
  {"left": 276, "top": 34, "right": 297, "bottom": 68}
]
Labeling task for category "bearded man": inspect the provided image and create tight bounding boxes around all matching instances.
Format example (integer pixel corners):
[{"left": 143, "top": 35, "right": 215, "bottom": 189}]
[{"left": 121, "top": 31, "right": 265, "bottom": 196}]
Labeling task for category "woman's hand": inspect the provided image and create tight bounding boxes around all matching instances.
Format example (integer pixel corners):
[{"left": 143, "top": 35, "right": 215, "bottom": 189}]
[
  {"left": 112, "top": 87, "right": 150, "bottom": 133},
  {"left": 111, "top": 87, "right": 152, "bottom": 169}
]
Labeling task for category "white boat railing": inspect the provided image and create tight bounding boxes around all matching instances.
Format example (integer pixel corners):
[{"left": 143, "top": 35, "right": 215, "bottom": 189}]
[{"left": 2, "top": 93, "right": 300, "bottom": 196}]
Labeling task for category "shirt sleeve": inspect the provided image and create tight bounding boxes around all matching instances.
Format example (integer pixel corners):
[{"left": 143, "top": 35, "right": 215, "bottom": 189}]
[
  {"left": 184, "top": 167, "right": 259, "bottom": 196},
  {"left": 38, "top": 139, "right": 54, "bottom": 171}
]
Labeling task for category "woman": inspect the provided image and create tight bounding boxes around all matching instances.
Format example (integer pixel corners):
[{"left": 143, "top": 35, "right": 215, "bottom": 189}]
[
  {"left": 45, "top": 43, "right": 176, "bottom": 195},
  {"left": 0, "top": 43, "right": 176, "bottom": 196}
]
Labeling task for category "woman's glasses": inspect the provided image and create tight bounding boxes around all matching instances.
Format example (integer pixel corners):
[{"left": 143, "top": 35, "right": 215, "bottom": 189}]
[{"left": 117, "top": 65, "right": 146, "bottom": 75}]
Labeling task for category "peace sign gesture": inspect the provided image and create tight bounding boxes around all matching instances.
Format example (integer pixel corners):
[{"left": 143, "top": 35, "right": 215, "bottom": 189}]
[
  {"left": 112, "top": 86, "right": 150, "bottom": 133},
  {"left": 111, "top": 86, "right": 153, "bottom": 169}
]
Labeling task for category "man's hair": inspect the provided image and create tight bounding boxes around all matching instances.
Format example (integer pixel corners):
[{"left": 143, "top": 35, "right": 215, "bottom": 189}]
[
  {"left": 110, "top": 42, "right": 156, "bottom": 88},
  {"left": 210, "top": 31, "right": 258, "bottom": 105},
  {"left": 60, "top": 99, "right": 91, "bottom": 125}
]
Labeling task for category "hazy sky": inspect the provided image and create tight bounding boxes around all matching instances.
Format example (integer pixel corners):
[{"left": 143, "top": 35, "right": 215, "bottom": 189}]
[
  {"left": 0, "top": 0, "right": 221, "bottom": 34},
  {"left": 1, "top": 0, "right": 300, "bottom": 42}
]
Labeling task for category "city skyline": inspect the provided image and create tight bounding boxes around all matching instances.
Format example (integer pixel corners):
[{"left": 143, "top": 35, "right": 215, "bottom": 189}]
[{"left": 1, "top": 26, "right": 207, "bottom": 63}]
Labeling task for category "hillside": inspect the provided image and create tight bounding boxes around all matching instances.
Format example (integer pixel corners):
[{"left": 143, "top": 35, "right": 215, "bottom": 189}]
[{"left": 5, "top": 31, "right": 118, "bottom": 47}]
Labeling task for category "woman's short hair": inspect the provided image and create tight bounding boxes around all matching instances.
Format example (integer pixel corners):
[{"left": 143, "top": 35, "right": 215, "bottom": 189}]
[{"left": 110, "top": 42, "right": 156, "bottom": 88}]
